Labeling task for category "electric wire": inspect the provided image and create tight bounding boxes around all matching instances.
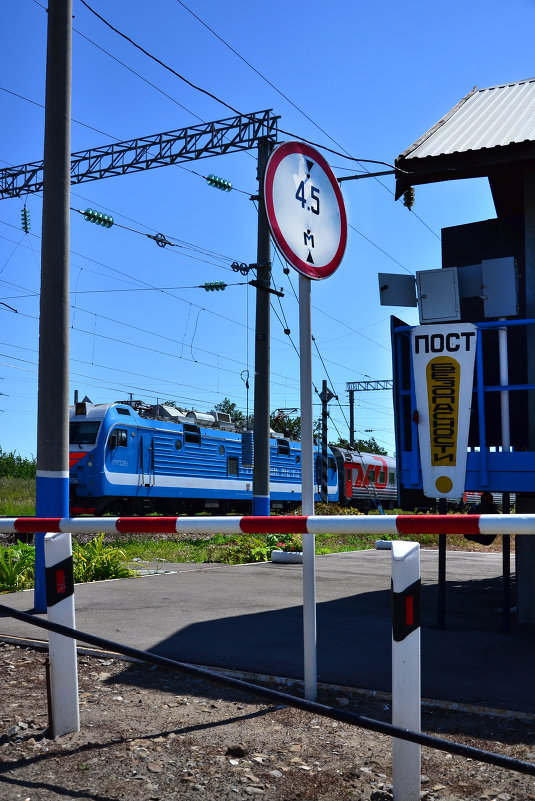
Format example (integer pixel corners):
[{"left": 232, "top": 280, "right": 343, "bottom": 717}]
[
  {"left": 172, "top": 0, "right": 439, "bottom": 242},
  {"left": 72, "top": 29, "right": 205, "bottom": 123},
  {"left": 79, "top": 0, "right": 244, "bottom": 118},
  {"left": 0, "top": 226, "right": 394, "bottom": 444},
  {"left": 0, "top": 277, "right": 301, "bottom": 391},
  {"left": 0, "top": 85, "right": 118, "bottom": 141},
  {"left": 0, "top": 340, "right": 253, "bottom": 413},
  {"left": 3, "top": 14, "right": 398, "bottom": 447},
  {"left": 0, "top": 219, "right": 261, "bottom": 344}
]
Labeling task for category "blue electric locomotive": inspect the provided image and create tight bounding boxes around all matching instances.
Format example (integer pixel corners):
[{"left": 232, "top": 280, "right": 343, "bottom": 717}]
[{"left": 69, "top": 400, "right": 339, "bottom": 515}]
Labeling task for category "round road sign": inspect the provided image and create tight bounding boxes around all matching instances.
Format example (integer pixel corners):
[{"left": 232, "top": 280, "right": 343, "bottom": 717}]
[{"left": 264, "top": 141, "right": 347, "bottom": 280}]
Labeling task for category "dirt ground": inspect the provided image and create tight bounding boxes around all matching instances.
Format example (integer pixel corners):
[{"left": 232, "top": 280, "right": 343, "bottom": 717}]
[{"left": 1, "top": 640, "right": 534, "bottom": 801}]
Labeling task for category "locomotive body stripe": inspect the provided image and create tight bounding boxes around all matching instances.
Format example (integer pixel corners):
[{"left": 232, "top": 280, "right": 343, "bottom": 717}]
[{"left": 101, "top": 467, "right": 337, "bottom": 495}]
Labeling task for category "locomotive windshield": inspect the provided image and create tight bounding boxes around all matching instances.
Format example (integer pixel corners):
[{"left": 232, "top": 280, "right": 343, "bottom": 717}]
[{"left": 69, "top": 421, "right": 100, "bottom": 445}]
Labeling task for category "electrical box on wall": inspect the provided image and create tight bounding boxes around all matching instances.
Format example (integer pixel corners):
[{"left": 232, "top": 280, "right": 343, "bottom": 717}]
[
  {"left": 378, "top": 273, "right": 417, "bottom": 307},
  {"left": 416, "top": 267, "right": 460, "bottom": 322},
  {"left": 481, "top": 257, "right": 518, "bottom": 318}
]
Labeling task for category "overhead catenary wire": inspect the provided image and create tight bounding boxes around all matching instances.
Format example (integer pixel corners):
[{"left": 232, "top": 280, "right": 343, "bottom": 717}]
[
  {"left": 78, "top": 0, "right": 433, "bottom": 250},
  {"left": 0, "top": 282, "right": 301, "bottom": 392},
  {"left": 79, "top": 0, "right": 245, "bottom": 118},
  {"left": 4, "top": 11, "right": 399, "bottom": 450},
  {"left": 172, "top": 0, "right": 439, "bottom": 242}
]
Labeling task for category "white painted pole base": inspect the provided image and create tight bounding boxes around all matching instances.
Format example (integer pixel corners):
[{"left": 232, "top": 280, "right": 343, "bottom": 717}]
[{"left": 44, "top": 532, "right": 80, "bottom": 737}]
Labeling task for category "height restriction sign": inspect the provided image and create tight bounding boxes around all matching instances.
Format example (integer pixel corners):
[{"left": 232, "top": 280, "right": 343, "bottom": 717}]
[{"left": 264, "top": 141, "right": 347, "bottom": 280}]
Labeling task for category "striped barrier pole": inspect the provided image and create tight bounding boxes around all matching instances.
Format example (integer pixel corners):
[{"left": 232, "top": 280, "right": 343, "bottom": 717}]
[
  {"left": 3, "top": 513, "right": 535, "bottom": 537},
  {"left": 44, "top": 531, "right": 80, "bottom": 737}
]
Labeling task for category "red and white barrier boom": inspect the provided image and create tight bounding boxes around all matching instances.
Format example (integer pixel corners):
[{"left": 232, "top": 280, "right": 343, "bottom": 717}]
[
  {"left": 2, "top": 512, "right": 534, "bottom": 537},
  {"left": 44, "top": 531, "right": 80, "bottom": 737}
]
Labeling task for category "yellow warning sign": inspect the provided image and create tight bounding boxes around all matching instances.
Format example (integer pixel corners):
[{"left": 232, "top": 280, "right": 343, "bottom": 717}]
[{"left": 426, "top": 356, "right": 460, "bottom": 466}]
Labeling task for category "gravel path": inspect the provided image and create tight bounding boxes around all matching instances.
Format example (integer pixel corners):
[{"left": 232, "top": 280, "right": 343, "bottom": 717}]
[{"left": 1, "top": 640, "right": 534, "bottom": 801}]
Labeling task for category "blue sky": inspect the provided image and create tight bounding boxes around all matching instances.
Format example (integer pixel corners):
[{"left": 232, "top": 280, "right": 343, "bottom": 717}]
[{"left": 1, "top": 0, "right": 534, "bottom": 459}]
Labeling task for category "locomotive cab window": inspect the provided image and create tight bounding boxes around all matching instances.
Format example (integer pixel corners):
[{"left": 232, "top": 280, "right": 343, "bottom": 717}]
[
  {"left": 183, "top": 423, "right": 201, "bottom": 445},
  {"left": 109, "top": 428, "right": 128, "bottom": 449},
  {"left": 70, "top": 421, "right": 100, "bottom": 445}
]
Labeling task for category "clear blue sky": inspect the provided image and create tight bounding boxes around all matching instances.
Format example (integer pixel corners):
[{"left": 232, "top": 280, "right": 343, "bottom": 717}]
[{"left": 1, "top": 0, "right": 534, "bottom": 459}]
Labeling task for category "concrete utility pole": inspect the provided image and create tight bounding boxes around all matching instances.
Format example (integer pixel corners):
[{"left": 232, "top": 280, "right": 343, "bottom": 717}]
[
  {"left": 34, "top": 0, "right": 72, "bottom": 611},
  {"left": 252, "top": 139, "right": 273, "bottom": 515},
  {"left": 320, "top": 380, "right": 335, "bottom": 502}
]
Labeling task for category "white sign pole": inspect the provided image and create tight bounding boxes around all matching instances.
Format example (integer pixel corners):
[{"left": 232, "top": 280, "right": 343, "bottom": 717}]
[
  {"left": 299, "top": 272, "right": 317, "bottom": 701},
  {"left": 264, "top": 141, "right": 347, "bottom": 704}
]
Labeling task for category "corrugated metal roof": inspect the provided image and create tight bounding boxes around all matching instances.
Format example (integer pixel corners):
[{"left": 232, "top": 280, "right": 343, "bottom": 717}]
[{"left": 402, "top": 78, "right": 535, "bottom": 160}]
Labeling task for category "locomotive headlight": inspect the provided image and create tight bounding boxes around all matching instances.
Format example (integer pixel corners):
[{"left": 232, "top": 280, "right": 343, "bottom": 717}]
[{"left": 87, "top": 461, "right": 93, "bottom": 468}]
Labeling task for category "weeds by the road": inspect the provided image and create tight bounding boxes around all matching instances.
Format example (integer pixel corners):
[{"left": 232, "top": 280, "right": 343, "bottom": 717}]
[
  {"left": 0, "top": 536, "right": 137, "bottom": 593},
  {"left": 0, "top": 542, "right": 35, "bottom": 592}
]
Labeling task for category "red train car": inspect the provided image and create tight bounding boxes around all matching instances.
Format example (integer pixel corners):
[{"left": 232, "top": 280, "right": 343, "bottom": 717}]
[{"left": 331, "top": 447, "right": 397, "bottom": 511}]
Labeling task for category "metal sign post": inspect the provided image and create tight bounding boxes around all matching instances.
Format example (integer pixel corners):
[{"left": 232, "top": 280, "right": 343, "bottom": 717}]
[
  {"left": 264, "top": 141, "right": 347, "bottom": 700},
  {"left": 299, "top": 273, "right": 317, "bottom": 699}
]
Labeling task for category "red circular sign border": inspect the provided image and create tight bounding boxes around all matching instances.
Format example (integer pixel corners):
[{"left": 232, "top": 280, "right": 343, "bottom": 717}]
[{"left": 264, "top": 141, "right": 347, "bottom": 280}]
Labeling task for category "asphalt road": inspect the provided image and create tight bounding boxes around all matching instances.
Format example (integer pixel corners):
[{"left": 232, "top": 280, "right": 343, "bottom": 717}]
[{"left": 2, "top": 548, "right": 534, "bottom": 714}]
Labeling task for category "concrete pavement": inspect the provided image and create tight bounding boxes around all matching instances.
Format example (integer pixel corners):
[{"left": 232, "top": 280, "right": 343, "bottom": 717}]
[{"left": 1, "top": 548, "right": 534, "bottom": 714}]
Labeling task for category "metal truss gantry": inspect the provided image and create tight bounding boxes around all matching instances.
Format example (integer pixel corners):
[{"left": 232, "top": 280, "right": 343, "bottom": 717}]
[
  {"left": 346, "top": 379, "right": 393, "bottom": 447},
  {"left": 0, "top": 109, "right": 279, "bottom": 198}
]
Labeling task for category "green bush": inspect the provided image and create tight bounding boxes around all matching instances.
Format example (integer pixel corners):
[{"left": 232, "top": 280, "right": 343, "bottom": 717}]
[
  {"left": 72, "top": 534, "right": 136, "bottom": 583},
  {"left": 0, "top": 536, "right": 136, "bottom": 593},
  {"left": 223, "top": 535, "right": 270, "bottom": 564},
  {"left": 0, "top": 543, "right": 35, "bottom": 593},
  {"left": 266, "top": 532, "right": 302, "bottom": 553},
  {"left": 0, "top": 448, "right": 36, "bottom": 479}
]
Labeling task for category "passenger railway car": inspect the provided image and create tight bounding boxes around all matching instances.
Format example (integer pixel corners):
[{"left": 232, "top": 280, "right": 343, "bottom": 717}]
[
  {"left": 69, "top": 400, "right": 340, "bottom": 515},
  {"left": 333, "top": 448, "right": 397, "bottom": 510}
]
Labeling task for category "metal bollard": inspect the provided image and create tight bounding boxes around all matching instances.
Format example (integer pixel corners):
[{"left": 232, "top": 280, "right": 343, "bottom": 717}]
[
  {"left": 377, "top": 540, "right": 421, "bottom": 801},
  {"left": 44, "top": 531, "right": 80, "bottom": 737}
]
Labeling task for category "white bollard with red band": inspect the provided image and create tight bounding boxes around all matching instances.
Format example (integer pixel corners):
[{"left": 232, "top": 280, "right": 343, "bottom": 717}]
[
  {"left": 390, "top": 541, "right": 421, "bottom": 801},
  {"left": 44, "top": 531, "right": 80, "bottom": 737}
]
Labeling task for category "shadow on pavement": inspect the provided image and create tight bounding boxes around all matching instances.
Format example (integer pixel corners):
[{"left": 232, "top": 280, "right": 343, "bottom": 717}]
[{"left": 114, "top": 571, "right": 535, "bottom": 721}]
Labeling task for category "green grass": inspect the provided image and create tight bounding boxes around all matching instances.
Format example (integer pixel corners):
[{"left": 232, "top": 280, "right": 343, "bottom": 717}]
[
  {"left": 116, "top": 528, "right": 449, "bottom": 566},
  {"left": 0, "top": 477, "right": 36, "bottom": 516}
]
